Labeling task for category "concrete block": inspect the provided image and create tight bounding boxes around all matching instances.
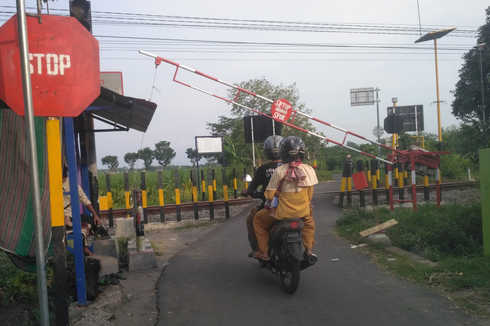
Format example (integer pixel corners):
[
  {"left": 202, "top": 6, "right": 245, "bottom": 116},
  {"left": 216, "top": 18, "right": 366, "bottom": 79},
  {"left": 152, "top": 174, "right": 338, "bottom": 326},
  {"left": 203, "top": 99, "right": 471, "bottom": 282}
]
[
  {"left": 115, "top": 218, "right": 135, "bottom": 238},
  {"left": 366, "top": 233, "right": 392, "bottom": 246},
  {"left": 86, "top": 255, "right": 119, "bottom": 277},
  {"left": 92, "top": 237, "right": 119, "bottom": 260},
  {"left": 128, "top": 239, "right": 156, "bottom": 272}
]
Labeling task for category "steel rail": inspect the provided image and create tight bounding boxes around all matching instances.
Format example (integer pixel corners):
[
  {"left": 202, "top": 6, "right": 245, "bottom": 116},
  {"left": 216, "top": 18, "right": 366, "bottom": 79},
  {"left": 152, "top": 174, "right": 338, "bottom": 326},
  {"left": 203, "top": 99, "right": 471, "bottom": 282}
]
[{"left": 99, "top": 181, "right": 476, "bottom": 219}]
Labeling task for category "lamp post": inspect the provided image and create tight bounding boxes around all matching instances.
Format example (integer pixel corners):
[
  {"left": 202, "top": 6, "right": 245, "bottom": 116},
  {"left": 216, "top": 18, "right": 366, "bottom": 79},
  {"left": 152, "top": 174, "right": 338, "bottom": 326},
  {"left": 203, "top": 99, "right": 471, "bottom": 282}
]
[
  {"left": 415, "top": 27, "right": 456, "bottom": 151},
  {"left": 476, "top": 43, "right": 488, "bottom": 148}
]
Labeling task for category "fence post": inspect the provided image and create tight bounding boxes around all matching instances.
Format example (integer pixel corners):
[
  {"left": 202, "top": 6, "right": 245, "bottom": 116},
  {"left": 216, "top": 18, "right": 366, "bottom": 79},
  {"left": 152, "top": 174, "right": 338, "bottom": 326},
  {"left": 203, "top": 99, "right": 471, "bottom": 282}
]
[
  {"left": 201, "top": 170, "right": 206, "bottom": 202},
  {"left": 222, "top": 168, "right": 230, "bottom": 219},
  {"left": 371, "top": 159, "right": 378, "bottom": 206},
  {"left": 356, "top": 160, "right": 365, "bottom": 207},
  {"left": 124, "top": 172, "right": 130, "bottom": 218},
  {"left": 243, "top": 167, "right": 248, "bottom": 189},
  {"left": 191, "top": 170, "right": 199, "bottom": 220},
  {"left": 158, "top": 171, "right": 165, "bottom": 222},
  {"left": 212, "top": 169, "right": 217, "bottom": 201},
  {"left": 208, "top": 168, "right": 214, "bottom": 220},
  {"left": 384, "top": 163, "right": 390, "bottom": 205},
  {"left": 347, "top": 162, "right": 352, "bottom": 206},
  {"left": 423, "top": 175, "right": 430, "bottom": 201},
  {"left": 398, "top": 162, "right": 404, "bottom": 201},
  {"left": 174, "top": 170, "right": 181, "bottom": 222},
  {"left": 233, "top": 167, "right": 237, "bottom": 199},
  {"left": 141, "top": 172, "right": 148, "bottom": 223},
  {"left": 132, "top": 189, "right": 145, "bottom": 251},
  {"left": 339, "top": 161, "right": 347, "bottom": 208},
  {"left": 106, "top": 173, "right": 114, "bottom": 227}
]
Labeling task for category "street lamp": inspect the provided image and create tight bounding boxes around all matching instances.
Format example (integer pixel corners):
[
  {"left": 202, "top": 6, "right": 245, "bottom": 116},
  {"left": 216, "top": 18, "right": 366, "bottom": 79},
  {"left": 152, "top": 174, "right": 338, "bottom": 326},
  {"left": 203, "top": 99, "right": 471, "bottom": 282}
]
[
  {"left": 415, "top": 27, "right": 456, "bottom": 151},
  {"left": 476, "top": 43, "right": 488, "bottom": 148}
]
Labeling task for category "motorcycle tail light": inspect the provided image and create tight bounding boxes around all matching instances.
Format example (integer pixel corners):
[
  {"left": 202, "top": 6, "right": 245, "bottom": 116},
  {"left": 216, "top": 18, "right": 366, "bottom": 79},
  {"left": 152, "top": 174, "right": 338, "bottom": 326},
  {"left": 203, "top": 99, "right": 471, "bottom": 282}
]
[{"left": 285, "top": 219, "right": 304, "bottom": 229}]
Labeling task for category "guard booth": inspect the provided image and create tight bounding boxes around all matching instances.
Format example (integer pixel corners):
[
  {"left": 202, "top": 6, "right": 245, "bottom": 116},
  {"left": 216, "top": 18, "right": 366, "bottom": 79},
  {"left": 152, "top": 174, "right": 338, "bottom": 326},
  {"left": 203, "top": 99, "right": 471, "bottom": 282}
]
[{"left": 0, "top": 85, "right": 157, "bottom": 305}]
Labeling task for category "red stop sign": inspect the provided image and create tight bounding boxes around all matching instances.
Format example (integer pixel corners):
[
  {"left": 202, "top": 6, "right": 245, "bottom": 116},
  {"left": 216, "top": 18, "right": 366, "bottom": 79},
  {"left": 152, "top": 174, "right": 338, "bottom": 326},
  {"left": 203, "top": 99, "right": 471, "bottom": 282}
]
[
  {"left": 0, "top": 14, "right": 100, "bottom": 117},
  {"left": 271, "top": 99, "right": 293, "bottom": 122}
]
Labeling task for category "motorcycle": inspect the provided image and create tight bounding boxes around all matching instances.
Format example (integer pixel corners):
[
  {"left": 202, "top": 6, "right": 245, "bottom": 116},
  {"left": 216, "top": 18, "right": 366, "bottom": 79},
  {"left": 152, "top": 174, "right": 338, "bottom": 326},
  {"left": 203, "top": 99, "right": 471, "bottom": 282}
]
[{"left": 241, "top": 174, "right": 317, "bottom": 294}]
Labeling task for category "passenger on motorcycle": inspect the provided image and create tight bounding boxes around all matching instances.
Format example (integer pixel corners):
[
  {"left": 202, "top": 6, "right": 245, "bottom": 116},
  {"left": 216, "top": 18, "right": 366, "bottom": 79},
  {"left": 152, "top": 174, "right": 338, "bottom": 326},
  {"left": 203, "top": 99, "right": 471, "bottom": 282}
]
[
  {"left": 241, "top": 135, "right": 283, "bottom": 255},
  {"left": 253, "top": 136, "right": 318, "bottom": 261}
]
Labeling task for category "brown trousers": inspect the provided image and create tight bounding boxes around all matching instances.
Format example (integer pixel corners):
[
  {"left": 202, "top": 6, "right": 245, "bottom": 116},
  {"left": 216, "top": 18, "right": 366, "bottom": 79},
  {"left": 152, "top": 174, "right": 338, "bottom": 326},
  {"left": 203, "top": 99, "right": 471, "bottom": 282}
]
[{"left": 253, "top": 208, "right": 316, "bottom": 254}]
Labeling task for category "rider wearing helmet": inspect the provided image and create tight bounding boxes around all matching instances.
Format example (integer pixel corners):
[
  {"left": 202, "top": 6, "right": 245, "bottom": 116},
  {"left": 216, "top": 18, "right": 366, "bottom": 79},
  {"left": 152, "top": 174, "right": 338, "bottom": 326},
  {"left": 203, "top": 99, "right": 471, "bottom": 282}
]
[
  {"left": 241, "top": 135, "right": 283, "bottom": 255},
  {"left": 253, "top": 135, "right": 318, "bottom": 261}
]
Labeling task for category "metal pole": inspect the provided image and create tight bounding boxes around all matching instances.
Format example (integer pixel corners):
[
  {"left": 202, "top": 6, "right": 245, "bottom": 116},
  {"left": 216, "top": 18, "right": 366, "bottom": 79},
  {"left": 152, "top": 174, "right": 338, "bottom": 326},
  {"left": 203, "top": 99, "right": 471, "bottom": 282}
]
[
  {"left": 251, "top": 117, "right": 256, "bottom": 170},
  {"left": 375, "top": 88, "right": 381, "bottom": 157},
  {"left": 478, "top": 45, "right": 488, "bottom": 148},
  {"left": 15, "top": 1, "right": 49, "bottom": 324},
  {"left": 434, "top": 38, "right": 442, "bottom": 151}
]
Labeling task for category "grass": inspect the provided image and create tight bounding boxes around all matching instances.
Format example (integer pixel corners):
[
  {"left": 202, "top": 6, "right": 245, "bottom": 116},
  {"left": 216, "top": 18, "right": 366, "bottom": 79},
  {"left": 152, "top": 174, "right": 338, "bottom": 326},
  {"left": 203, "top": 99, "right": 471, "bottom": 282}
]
[
  {"left": 172, "top": 220, "right": 220, "bottom": 231},
  {"left": 336, "top": 201, "right": 490, "bottom": 316},
  {"left": 0, "top": 252, "right": 56, "bottom": 324}
]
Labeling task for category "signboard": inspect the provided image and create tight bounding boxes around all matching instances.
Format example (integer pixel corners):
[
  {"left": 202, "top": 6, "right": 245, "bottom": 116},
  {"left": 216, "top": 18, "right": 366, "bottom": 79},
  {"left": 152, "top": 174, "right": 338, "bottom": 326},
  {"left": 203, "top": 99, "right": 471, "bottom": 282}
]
[
  {"left": 271, "top": 99, "right": 293, "bottom": 122},
  {"left": 243, "top": 115, "right": 282, "bottom": 143},
  {"left": 373, "top": 126, "right": 384, "bottom": 137},
  {"left": 387, "top": 105, "right": 424, "bottom": 132},
  {"left": 100, "top": 72, "right": 123, "bottom": 95},
  {"left": 0, "top": 15, "right": 100, "bottom": 117},
  {"left": 196, "top": 136, "right": 223, "bottom": 154},
  {"left": 350, "top": 87, "right": 375, "bottom": 106}
]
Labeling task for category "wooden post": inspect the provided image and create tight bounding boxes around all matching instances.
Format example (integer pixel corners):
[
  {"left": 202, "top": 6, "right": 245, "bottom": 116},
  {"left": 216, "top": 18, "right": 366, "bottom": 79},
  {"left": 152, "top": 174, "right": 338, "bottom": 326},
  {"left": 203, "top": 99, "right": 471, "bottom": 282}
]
[
  {"left": 191, "top": 170, "right": 199, "bottom": 220},
  {"left": 124, "top": 172, "right": 130, "bottom": 218},
  {"left": 106, "top": 173, "right": 113, "bottom": 227},
  {"left": 212, "top": 169, "right": 217, "bottom": 201},
  {"left": 141, "top": 172, "right": 148, "bottom": 223},
  {"left": 371, "top": 159, "right": 378, "bottom": 206},
  {"left": 201, "top": 169, "right": 206, "bottom": 202},
  {"left": 47, "top": 119, "right": 69, "bottom": 325},
  {"left": 356, "top": 160, "right": 365, "bottom": 207},
  {"left": 174, "top": 170, "right": 182, "bottom": 221},
  {"left": 158, "top": 171, "right": 165, "bottom": 222},
  {"left": 208, "top": 168, "right": 214, "bottom": 219},
  {"left": 222, "top": 168, "right": 230, "bottom": 219},
  {"left": 233, "top": 167, "right": 237, "bottom": 199}
]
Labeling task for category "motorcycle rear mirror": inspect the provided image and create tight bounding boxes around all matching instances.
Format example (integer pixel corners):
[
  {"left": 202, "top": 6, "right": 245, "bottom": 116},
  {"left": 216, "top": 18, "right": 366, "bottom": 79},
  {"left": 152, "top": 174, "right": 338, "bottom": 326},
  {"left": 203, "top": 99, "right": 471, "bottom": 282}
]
[{"left": 241, "top": 174, "right": 253, "bottom": 182}]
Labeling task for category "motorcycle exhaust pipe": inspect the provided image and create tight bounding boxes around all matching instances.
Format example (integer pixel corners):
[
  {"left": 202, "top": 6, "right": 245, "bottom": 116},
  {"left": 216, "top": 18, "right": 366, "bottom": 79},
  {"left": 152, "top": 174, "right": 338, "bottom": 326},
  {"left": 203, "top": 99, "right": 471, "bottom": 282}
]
[{"left": 300, "top": 254, "right": 317, "bottom": 271}]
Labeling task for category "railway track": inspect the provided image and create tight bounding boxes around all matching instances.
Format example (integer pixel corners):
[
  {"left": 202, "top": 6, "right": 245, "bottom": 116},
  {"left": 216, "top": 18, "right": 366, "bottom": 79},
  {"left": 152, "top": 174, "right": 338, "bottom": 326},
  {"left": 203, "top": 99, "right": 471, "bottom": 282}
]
[
  {"left": 99, "top": 197, "right": 256, "bottom": 219},
  {"left": 99, "top": 181, "right": 476, "bottom": 219}
]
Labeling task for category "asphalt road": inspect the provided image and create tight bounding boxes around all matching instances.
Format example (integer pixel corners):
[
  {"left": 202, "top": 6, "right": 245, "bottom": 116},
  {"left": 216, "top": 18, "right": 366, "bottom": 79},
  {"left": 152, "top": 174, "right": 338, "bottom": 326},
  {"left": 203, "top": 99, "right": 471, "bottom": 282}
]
[{"left": 156, "top": 177, "right": 486, "bottom": 326}]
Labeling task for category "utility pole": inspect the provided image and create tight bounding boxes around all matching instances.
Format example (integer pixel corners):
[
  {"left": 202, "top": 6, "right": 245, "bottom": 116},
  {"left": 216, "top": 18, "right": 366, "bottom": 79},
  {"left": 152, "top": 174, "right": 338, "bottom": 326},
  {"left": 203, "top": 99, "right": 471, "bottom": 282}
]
[{"left": 476, "top": 43, "right": 488, "bottom": 148}]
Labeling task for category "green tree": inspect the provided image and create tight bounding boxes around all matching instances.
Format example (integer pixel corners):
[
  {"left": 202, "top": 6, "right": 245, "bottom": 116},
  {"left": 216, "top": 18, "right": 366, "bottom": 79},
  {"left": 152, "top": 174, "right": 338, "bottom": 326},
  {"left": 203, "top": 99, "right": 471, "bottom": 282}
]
[
  {"left": 124, "top": 152, "right": 139, "bottom": 171},
  {"left": 207, "top": 78, "right": 326, "bottom": 167},
  {"left": 154, "top": 141, "right": 176, "bottom": 170},
  {"left": 451, "top": 6, "right": 490, "bottom": 152},
  {"left": 185, "top": 148, "right": 203, "bottom": 166},
  {"left": 101, "top": 155, "right": 119, "bottom": 171},
  {"left": 138, "top": 147, "right": 154, "bottom": 170}
]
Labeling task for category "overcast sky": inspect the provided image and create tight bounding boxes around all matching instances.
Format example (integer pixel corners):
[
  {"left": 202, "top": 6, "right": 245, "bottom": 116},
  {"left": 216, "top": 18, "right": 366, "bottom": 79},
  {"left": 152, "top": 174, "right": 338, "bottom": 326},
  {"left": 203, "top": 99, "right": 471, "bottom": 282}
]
[{"left": 1, "top": 1, "right": 488, "bottom": 166}]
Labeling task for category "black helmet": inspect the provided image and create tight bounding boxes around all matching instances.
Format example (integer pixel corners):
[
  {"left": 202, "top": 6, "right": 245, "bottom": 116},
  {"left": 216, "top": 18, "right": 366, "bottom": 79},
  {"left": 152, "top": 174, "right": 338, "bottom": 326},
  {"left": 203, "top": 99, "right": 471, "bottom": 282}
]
[
  {"left": 263, "top": 135, "right": 284, "bottom": 160},
  {"left": 280, "top": 136, "right": 305, "bottom": 163}
]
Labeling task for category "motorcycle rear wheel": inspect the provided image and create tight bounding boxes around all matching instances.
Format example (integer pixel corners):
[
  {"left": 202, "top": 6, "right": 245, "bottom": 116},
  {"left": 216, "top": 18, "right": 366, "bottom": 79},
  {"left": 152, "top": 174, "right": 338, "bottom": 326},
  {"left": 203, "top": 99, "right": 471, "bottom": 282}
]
[{"left": 280, "top": 258, "right": 300, "bottom": 294}]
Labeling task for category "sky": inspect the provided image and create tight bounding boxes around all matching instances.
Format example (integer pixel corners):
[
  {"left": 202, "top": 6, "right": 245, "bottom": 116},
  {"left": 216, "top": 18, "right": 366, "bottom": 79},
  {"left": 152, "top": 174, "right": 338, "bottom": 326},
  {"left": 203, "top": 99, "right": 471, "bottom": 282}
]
[{"left": 1, "top": 1, "right": 488, "bottom": 167}]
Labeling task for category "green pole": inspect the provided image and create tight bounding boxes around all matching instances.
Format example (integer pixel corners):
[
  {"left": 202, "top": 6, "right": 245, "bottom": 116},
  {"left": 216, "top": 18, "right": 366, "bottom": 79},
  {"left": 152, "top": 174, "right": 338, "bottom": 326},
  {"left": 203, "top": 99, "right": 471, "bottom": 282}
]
[{"left": 480, "top": 149, "right": 490, "bottom": 255}]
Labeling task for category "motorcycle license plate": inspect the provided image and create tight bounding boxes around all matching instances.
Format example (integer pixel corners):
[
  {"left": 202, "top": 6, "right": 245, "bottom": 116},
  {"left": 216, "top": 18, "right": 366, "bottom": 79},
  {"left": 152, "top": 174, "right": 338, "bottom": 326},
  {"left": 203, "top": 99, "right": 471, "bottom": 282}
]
[{"left": 282, "top": 232, "right": 302, "bottom": 243}]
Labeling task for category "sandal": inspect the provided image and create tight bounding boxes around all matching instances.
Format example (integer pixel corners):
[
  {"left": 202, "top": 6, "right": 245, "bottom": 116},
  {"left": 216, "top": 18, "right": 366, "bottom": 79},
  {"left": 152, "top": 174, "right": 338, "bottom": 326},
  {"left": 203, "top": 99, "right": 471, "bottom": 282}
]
[
  {"left": 252, "top": 252, "right": 270, "bottom": 261},
  {"left": 98, "top": 274, "right": 120, "bottom": 285},
  {"left": 110, "top": 271, "right": 127, "bottom": 280}
]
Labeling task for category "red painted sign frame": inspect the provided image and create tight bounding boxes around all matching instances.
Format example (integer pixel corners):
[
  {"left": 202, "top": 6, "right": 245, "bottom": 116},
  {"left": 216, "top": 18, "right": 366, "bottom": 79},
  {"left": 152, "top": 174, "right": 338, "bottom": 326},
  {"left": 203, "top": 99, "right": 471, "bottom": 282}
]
[{"left": 0, "top": 14, "right": 100, "bottom": 117}]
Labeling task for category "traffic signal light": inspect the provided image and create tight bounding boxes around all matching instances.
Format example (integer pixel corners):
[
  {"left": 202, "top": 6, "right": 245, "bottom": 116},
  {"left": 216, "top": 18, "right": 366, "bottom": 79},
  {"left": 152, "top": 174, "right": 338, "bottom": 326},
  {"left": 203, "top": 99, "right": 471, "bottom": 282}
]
[{"left": 69, "top": 0, "right": 92, "bottom": 33}]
